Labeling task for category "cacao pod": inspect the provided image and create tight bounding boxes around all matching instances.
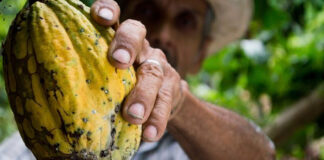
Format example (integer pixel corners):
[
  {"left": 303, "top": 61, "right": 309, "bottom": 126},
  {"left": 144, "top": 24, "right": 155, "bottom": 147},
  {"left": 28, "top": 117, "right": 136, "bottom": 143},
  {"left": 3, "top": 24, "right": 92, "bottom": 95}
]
[{"left": 2, "top": 0, "right": 141, "bottom": 159}]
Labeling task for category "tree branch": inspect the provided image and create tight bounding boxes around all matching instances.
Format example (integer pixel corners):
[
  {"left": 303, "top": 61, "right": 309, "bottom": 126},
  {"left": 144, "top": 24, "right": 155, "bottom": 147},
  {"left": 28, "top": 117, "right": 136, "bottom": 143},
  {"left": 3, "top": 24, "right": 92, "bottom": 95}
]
[{"left": 265, "top": 83, "right": 324, "bottom": 145}]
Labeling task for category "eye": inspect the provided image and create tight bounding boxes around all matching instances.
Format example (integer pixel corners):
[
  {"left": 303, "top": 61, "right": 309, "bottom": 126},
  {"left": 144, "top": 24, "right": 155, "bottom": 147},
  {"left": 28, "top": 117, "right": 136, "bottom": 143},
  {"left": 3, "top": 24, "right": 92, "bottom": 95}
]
[{"left": 175, "top": 11, "right": 197, "bottom": 31}]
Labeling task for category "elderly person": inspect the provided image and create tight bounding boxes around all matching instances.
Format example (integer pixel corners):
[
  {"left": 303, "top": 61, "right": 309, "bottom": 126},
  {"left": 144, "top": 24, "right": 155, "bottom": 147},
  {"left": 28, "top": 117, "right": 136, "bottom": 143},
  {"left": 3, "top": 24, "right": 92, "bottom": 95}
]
[{"left": 0, "top": 0, "right": 275, "bottom": 159}]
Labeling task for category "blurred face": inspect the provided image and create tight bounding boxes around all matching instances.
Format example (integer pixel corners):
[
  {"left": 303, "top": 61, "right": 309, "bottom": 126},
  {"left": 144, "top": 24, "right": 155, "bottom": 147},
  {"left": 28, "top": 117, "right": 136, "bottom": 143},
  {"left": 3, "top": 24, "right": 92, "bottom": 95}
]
[{"left": 121, "top": 0, "right": 210, "bottom": 77}]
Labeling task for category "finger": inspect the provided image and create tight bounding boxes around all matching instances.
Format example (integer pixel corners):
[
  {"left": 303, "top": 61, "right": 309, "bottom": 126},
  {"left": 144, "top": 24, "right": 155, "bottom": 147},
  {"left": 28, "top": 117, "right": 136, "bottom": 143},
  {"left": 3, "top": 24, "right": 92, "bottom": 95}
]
[
  {"left": 91, "top": 0, "right": 120, "bottom": 26},
  {"left": 122, "top": 49, "right": 166, "bottom": 124},
  {"left": 108, "top": 20, "right": 147, "bottom": 69},
  {"left": 142, "top": 81, "right": 174, "bottom": 142}
]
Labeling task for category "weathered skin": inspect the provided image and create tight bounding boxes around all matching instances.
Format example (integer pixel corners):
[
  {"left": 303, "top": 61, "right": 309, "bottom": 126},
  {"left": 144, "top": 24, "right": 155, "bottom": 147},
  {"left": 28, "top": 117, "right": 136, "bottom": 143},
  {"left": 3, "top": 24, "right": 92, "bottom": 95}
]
[{"left": 2, "top": 0, "right": 141, "bottom": 159}]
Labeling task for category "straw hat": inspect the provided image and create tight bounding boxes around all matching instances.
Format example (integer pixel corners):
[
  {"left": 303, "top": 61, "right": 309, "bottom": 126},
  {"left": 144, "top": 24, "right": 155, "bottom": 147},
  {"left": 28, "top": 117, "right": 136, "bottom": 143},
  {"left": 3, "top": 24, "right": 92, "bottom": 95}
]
[{"left": 206, "top": 0, "right": 253, "bottom": 54}]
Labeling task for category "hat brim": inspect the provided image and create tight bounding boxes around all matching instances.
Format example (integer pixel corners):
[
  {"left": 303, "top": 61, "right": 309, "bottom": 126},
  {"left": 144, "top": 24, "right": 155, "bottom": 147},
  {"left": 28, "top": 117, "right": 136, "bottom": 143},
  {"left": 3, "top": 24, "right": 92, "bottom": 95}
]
[{"left": 206, "top": 0, "right": 253, "bottom": 54}]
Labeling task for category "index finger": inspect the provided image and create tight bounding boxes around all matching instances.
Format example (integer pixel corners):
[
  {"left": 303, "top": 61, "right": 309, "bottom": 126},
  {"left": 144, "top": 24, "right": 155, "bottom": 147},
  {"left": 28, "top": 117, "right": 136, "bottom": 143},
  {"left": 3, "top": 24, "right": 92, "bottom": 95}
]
[
  {"left": 108, "top": 19, "right": 147, "bottom": 69},
  {"left": 91, "top": 0, "right": 120, "bottom": 26}
]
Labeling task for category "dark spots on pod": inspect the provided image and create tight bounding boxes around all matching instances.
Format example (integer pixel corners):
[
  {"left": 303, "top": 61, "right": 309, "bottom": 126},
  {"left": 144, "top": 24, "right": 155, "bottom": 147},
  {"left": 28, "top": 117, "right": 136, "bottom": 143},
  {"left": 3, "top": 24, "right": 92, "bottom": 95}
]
[
  {"left": 115, "top": 68, "right": 118, "bottom": 73},
  {"left": 106, "top": 77, "right": 108, "bottom": 81},
  {"left": 109, "top": 128, "right": 117, "bottom": 151},
  {"left": 94, "top": 40, "right": 99, "bottom": 46},
  {"left": 82, "top": 117, "right": 88, "bottom": 123},
  {"left": 128, "top": 123, "right": 131, "bottom": 127},
  {"left": 21, "top": 12, "right": 27, "bottom": 20},
  {"left": 54, "top": 55, "right": 58, "bottom": 58},
  {"left": 67, "top": 47, "right": 71, "bottom": 50},
  {"left": 87, "top": 48, "right": 92, "bottom": 51},
  {"left": 86, "top": 131, "right": 92, "bottom": 141},
  {"left": 39, "top": 16, "right": 44, "bottom": 20},
  {"left": 16, "top": 26, "right": 22, "bottom": 31},
  {"left": 111, "top": 114, "right": 115, "bottom": 123},
  {"left": 72, "top": 111, "right": 76, "bottom": 115},
  {"left": 79, "top": 28, "right": 85, "bottom": 33},
  {"left": 74, "top": 94, "right": 78, "bottom": 97},
  {"left": 100, "top": 150, "right": 109, "bottom": 157},
  {"left": 50, "top": 70, "right": 57, "bottom": 77},
  {"left": 108, "top": 97, "right": 112, "bottom": 102},
  {"left": 126, "top": 139, "right": 129, "bottom": 142},
  {"left": 80, "top": 149, "right": 87, "bottom": 156},
  {"left": 54, "top": 24, "right": 59, "bottom": 28},
  {"left": 65, "top": 122, "right": 74, "bottom": 127},
  {"left": 111, "top": 128, "right": 116, "bottom": 139},
  {"left": 103, "top": 101, "right": 106, "bottom": 105},
  {"left": 53, "top": 143, "right": 60, "bottom": 152},
  {"left": 40, "top": 78, "right": 45, "bottom": 84},
  {"left": 78, "top": 4, "right": 84, "bottom": 10},
  {"left": 101, "top": 87, "right": 109, "bottom": 94},
  {"left": 115, "top": 103, "right": 121, "bottom": 113},
  {"left": 72, "top": 141, "right": 76, "bottom": 148},
  {"left": 86, "top": 79, "right": 91, "bottom": 84},
  {"left": 95, "top": 33, "right": 100, "bottom": 38},
  {"left": 112, "top": 146, "right": 119, "bottom": 150},
  {"left": 71, "top": 128, "right": 84, "bottom": 138},
  {"left": 122, "top": 79, "right": 126, "bottom": 84}
]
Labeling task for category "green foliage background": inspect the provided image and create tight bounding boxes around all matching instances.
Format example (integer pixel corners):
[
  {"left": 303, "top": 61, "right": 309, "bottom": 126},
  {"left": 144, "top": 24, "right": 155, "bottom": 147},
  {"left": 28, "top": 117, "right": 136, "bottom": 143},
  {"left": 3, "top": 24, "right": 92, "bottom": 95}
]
[{"left": 0, "top": 0, "right": 324, "bottom": 159}]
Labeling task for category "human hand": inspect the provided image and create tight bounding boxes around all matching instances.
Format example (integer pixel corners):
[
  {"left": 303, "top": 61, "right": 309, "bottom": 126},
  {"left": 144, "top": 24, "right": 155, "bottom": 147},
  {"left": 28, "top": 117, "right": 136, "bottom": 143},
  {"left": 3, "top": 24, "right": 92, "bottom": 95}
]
[{"left": 91, "top": 0, "right": 187, "bottom": 142}]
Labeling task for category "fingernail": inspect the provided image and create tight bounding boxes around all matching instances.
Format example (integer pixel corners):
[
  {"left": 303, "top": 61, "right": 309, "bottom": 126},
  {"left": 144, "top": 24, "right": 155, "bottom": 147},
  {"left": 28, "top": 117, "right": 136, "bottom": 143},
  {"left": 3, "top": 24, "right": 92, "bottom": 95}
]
[
  {"left": 144, "top": 125, "right": 157, "bottom": 140},
  {"left": 98, "top": 8, "right": 113, "bottom": 21},
  {"left": 127, "top": 103, "right": 144, "bottom": 119},
  {"left": 113, "top": 49, "right": 131, "bottom": 64}
]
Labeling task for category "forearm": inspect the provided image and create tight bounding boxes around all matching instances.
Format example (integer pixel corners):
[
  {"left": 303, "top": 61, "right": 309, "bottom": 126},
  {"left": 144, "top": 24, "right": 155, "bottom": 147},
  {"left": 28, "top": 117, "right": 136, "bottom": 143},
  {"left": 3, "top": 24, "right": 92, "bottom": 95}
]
[{"left": 167, "top": 89, "right": 275, "bottom": 160}]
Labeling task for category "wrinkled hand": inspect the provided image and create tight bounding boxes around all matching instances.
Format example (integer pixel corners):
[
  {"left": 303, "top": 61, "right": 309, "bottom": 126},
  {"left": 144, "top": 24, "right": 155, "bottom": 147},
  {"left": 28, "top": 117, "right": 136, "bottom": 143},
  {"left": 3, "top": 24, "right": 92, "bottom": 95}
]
[{"left": 91, "top": 0, "right": 187, "bottom": 142}]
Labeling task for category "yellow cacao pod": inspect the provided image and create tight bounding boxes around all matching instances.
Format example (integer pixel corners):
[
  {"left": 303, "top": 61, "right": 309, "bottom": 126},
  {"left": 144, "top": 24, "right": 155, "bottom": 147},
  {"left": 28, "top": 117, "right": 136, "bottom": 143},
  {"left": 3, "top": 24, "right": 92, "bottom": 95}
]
[{"left": 2, "top": 0, "right": 141, "bottom": 159}]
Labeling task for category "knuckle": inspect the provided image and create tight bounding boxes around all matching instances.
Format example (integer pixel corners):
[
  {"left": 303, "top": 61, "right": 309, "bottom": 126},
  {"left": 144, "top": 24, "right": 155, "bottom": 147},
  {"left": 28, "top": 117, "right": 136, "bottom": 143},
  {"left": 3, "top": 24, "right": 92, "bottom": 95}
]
[
  {"left": 138, "top": 62, "right": 164, "bottom": 80},
  {"left": 174, "top": 72, "right": 181, "bottom": 81},
  {"left": 96, "top": 0, "right": 118, "bottom": 9},
  {"left": 164, "top": 62, "right": 179, "bottom": 79},
  {"left": 181, "top": 80, "right": 189, "bottom": 88},
  {"left": 135, "top": 85, "right": 156, "bottom": 101},
  {"left": 143, "top": 39, "right": 150, "bottom": 48},
  {"left": 159, "top": 88, "right": 173, "bottom": 103},
  {"left": 109, "top": 0, "right": 119, "bottom": 7},
  {"left": 172, "top": 68, "right": 181, "bottom": 80},
  {"left": 124, "top": 19, "right": 147, "bottom": 34},
  {"left": 153, "top": 48, "right": 167, "bottom": 61},
  {"left": 118, "top": 20, "right": 146, "bottom": 45}
]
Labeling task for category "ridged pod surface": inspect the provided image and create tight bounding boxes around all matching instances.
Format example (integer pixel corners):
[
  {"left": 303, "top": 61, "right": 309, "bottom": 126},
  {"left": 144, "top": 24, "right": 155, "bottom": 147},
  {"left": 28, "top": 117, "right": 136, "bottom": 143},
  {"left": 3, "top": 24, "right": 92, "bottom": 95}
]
[{"left": 2, "top": 0, "right": 141, "bottom": 159}]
